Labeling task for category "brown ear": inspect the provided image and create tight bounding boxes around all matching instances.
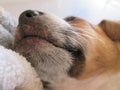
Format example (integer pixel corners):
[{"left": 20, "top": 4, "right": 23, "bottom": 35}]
[{"left": 99, "top": 20, "right": 120, "bottom": 41}]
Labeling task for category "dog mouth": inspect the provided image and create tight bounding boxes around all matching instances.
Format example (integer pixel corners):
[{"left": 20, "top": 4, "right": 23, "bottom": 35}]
[
  {"left": 17, "top": 25, "right": 61, "bottom": 49},
  {"left": 16, "top": 23, "right": 50, "bottom": 43},
  {"left": 23, "top": 35, "right": 39, "bottom": 38},
  {"left": 21, "top": 32, "right": 52, "bottom": 45},
  {"left": 22, "top": 34, "right": 52, "bottom": 44}
]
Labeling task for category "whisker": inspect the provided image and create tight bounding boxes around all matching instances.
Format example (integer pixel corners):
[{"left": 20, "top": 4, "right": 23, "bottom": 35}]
[
  {"left": 67, "top": 34, "right": 87, "bottom": 48},
  {"left": 70, "top": 27, "right": 105, "bottom": 44}
]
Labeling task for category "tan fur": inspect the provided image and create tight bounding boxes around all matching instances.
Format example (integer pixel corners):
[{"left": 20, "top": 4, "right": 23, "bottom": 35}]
[
  {"left": 67, "top": 17, "right": 120, "bottom": 78},
  {"left": 99, "top": 20, "right": 120, "bottom": 41},
  {"left": 14, "top": 10, "right": 120, "bottom": 90}
]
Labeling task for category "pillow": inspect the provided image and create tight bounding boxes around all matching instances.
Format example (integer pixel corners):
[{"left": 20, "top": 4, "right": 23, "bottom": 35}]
[{"left": 0, "top": 6, "right": 16, "bottom": 49}]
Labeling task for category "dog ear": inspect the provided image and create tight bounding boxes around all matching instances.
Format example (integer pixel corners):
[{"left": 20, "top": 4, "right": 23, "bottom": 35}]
[{"left": 99, "top": 20, "right": 120, "bottom": 41}]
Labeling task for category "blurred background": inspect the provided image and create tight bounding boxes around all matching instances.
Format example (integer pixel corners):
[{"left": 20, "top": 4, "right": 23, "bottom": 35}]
[{"left": 0, "top": 0, "right": 120, "bottom": 23}]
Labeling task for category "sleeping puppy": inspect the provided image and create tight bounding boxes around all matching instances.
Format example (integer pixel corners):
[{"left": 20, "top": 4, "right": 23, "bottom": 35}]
[{"left": 14, "top": 10, "right": 120, "bottom": 90}]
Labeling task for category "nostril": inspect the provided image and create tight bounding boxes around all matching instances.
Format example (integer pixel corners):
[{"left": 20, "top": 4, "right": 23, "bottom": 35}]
[
  {"left": 19, "top": 10, "right": 44, "bottom": 24},
  {"left": 25, "top": 11, "right": 39, "bottom": 17},
  {"left": 25, "top": 10, "right": 44, "bottom": 18},
  {"left": 26, "top": 12, "right": 33, "bottom": 17}
]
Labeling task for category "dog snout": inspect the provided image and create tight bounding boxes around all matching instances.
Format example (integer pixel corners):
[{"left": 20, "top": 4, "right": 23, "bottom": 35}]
[
  {"left": 21, "top": 10, "right": 43, "bottom": 17},
  {"left": 19, "top": 10, "right": 44, "bottom": 24}
]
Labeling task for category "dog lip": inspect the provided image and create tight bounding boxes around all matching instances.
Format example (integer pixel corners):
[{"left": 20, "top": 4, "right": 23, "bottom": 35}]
[
  {"left": 22, "top": 34, "right": 47, "bottom": 42},
  {"left": 23, "top": 35, "right": 40, "bottom": 39},
  {"left": 21, "top": 34, "right": 64, "bottom": 49},
  {"left": 21, "top": 34, "right": 54, "bottom": 45}
]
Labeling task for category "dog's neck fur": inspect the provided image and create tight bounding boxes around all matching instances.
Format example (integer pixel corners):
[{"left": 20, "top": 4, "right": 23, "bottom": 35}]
[{"left": 50, "top": 71, "right": 120, "bottom": 90}]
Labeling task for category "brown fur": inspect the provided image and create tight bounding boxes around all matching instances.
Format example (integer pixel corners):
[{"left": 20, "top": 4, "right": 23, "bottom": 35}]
[
  {"left": 65, "top": 16, "right": 120, "bottom": 79},
  {"left": 14, "top": 10, "right": 120, "bottom": 90}
]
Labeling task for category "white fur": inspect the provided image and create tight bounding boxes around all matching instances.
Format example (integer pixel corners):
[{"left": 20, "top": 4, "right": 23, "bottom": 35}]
[{"left": 0, "top": 45, "right": 42, "bottom": 90}]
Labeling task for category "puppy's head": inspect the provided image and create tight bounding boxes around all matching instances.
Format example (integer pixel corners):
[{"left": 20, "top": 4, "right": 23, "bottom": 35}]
[
  {"left": 14, "top": 10, "right": 120, "bottom": 81},
  {"left": 14, "top": 10, "right": 85, "bottom": 80}
]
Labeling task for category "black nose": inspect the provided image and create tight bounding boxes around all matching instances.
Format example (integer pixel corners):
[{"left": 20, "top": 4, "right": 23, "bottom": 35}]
[
  {"left": 19, "top": 10, "right": 44, "bottom": 24},
  {"left": 24, "top": 10, "right": 43, "bottom": 17},
  {"left": 22, "top": 10, "right": 43, "bottom": 18}
]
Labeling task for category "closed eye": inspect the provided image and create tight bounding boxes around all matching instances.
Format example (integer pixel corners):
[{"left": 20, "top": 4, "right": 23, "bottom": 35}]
[{"left": 65, "top": 16, "right": 76, "bottom": 22}]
